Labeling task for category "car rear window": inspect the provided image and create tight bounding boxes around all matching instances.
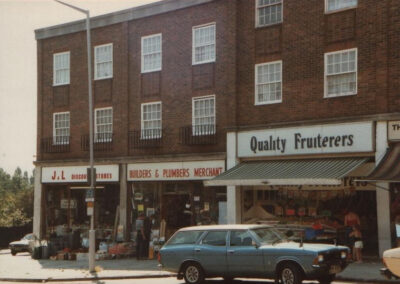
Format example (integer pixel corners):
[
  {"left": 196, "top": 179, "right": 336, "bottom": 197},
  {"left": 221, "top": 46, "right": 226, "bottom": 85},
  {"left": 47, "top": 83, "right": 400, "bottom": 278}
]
[{"left": 166, "top": 231, "right": 205, "bottom": 245}]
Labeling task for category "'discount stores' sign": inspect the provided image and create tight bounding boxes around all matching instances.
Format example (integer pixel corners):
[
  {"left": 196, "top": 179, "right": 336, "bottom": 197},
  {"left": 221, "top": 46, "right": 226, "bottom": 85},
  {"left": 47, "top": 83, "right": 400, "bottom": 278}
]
[
  {"left": 42, "top": 165, "right": 119, "bottom": 183},
  {"left": 238, "top": 122, "right": 373, "bottom": 158}
]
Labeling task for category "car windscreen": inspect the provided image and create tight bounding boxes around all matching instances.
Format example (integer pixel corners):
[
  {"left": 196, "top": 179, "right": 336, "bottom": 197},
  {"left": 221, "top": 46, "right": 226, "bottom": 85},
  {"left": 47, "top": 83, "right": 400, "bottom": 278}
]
[
  {"left": 251, "top": 228, "right": 287, "bottom": 244},
  {"left": 166, "top": 231, "right": 205, "bottom": 246}
]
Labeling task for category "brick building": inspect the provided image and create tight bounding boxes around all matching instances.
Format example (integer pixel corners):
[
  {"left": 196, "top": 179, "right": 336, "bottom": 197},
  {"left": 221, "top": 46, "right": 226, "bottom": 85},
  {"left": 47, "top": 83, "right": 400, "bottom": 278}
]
[{"left": 34, "top": 0, "right": 400, "bottom": 256}]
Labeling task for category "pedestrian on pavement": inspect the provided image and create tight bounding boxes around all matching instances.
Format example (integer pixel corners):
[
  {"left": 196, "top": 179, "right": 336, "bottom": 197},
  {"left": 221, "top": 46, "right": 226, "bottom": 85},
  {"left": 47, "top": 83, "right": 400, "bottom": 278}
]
[
  {"left": 136, "top": 213, "right": 146, "bottom": 260},
  {"left": 349, "top": 224, "right": 363, "bottom": 262}
]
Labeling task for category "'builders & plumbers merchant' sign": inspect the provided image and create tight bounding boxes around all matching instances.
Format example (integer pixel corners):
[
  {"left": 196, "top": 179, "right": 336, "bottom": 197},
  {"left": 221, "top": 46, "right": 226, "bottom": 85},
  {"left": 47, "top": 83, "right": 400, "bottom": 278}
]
[
  {"left": 128, "top": 160, "right": 225, "bottom": 181},
  {"left": 238, "top": 122, "right": 373, "bottom": 158}
]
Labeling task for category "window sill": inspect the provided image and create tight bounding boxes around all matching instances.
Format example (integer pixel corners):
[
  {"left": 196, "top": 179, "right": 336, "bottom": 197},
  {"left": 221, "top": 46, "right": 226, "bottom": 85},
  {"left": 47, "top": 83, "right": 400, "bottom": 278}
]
[
  {"left": 324, "top": 92, "right": 357, "bottom": 99},
  {"left": 325, "top": 6, "right": 357, "bottom": 15},
  {"left": 53, "top": 83, "right": 70, "bottom": 87},
  {"left": 192, "top": 60, "right": 216, "bottom": 66},
  {"left": 255, "top": 99, "right": 282, "bottom": 106},
  {"left": 94, "top": 76, "right": 113, "bottom": 81},
  {"left": 255, "top": 22, "right": 282, "bottom": 30},
  {"left": 141, "top": 69, "right": 161, "bottom": 74}
]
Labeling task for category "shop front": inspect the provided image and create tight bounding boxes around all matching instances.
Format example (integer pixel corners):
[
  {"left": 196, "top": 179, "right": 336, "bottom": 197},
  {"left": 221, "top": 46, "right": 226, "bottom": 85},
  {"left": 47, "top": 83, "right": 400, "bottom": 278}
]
[
  {"left": 38, "top": 165, "right": 120, "bottom": 252},
  {"left": 206, "top": 121, "right": 388, "bottom": 256},
  {"left": 127, "top": 160, "right": 226, "bottom": 240}
]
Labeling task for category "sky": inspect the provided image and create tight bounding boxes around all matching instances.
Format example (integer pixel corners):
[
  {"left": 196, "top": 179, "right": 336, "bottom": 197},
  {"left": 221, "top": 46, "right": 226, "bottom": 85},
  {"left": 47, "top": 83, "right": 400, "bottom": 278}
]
[{"left": 0, "top": 0, "right": 158, "bottom": 175}]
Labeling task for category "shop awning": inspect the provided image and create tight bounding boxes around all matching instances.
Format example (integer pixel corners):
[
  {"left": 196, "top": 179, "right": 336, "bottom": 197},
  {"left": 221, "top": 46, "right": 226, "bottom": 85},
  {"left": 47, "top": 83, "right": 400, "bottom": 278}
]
[
  {"left": 204, "top": 157, "right": 369, "bottom": 186},
  {"left": 358, "top": 143, "right": 400, "bottom": 182}
]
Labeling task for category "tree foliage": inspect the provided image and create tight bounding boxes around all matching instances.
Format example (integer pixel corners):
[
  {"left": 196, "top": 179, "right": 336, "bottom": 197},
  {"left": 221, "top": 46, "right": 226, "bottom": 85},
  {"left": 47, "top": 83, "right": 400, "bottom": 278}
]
[{"left": 0, "top": 167, "right": 34, "bottom": 227}]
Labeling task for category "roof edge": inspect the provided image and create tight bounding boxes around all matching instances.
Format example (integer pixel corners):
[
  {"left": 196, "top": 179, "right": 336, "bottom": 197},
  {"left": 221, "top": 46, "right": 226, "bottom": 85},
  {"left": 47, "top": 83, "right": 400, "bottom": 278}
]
[{"left": 35, "top": 0, "right": 215, "bottom": 40}]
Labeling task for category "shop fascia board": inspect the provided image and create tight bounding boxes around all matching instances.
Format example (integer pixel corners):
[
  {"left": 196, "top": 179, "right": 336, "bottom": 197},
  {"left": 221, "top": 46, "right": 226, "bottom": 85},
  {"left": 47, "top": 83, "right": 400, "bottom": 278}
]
[{"left": 204, "top": 178, "right": 342, "bottom": 187}]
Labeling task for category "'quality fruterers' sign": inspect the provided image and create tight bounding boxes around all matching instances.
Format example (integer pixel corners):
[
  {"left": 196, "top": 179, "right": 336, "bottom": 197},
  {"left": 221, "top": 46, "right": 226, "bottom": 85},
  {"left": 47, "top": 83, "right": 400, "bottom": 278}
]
[{"left": 238, "top": 122, "right": 373, "bottom": 158}]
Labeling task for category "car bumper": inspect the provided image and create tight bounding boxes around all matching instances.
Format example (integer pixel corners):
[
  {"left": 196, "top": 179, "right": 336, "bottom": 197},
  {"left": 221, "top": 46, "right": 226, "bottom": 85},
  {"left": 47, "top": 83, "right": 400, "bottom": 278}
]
[
  {"left": 306, "top": 261, "right": 348, "bottom": 278},
  {"left": 9, "top": 245, "right": 29, "bottom": 252}
]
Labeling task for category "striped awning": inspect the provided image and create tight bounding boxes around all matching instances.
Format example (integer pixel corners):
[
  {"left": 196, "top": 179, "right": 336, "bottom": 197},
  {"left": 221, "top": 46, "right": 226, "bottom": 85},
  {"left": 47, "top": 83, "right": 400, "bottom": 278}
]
[
  {"left": 204, "top": 157, "right": 369, "bottom": 186},
  {"left": 360, "top": 143, "right": 400, "bottom": 182}
]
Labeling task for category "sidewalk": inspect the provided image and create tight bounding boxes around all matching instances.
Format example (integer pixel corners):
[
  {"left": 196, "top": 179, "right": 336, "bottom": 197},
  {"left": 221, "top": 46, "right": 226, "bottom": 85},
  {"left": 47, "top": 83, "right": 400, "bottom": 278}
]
[{"left": 0, "top": 249, "right": 398, "bottom": 283}]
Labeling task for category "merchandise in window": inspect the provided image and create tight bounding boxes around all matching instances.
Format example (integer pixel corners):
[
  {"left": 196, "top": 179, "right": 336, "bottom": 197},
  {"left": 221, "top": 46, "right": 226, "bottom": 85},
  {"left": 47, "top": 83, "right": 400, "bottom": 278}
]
[
  {"left": 53, "top": 112, "right": 70, "bottom": 145},
  {"left": 95, "top": 44, "right": 113, "bottom": 80},
  {"left": 256, "top": 0, "right": 282, "bottom": 27},
  {"left": 325, "top": 49, "right": 357, "bottom": 98},
  {"left": 53, "top": 52, "right": 70, "bottom": 86},
  {"left": 95, "top": 107, "right": 113, "bottom": 142},
  {"left": 193, "top": 24, "right": 216, "bottom": 64},
  {"left": 255, "top": 61, "right": 282, "bottom": 105},
  {"left": 192, "top": 96, "right": 215, "bottom": 135},
  {"left": 142, "top": 34, "right": 162, "bottom": 73},
  {"left": 141, "top": 102, "right": 162, "bottom": 139}
]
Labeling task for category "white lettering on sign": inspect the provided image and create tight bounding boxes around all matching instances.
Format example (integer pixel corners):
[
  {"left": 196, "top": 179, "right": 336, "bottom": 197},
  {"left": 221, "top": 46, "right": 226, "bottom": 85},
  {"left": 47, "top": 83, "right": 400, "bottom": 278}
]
[
  {"left": 388, "top": 121, "right": 400, "bottom": 141},
  {"left": 42, "top": 165, "right": 119, "bottom": 183},
  {"left": 127, "top": 160, "right": 225, "bottom": 181},
  {"left": 238, "top": 122, "right": 373, "bottom": 158}
]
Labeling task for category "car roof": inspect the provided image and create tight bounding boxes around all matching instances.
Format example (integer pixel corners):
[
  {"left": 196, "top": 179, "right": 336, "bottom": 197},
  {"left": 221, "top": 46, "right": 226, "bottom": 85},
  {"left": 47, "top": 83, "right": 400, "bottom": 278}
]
[{"left": 178, "top": 224, "right": 272, "bottom": 232}]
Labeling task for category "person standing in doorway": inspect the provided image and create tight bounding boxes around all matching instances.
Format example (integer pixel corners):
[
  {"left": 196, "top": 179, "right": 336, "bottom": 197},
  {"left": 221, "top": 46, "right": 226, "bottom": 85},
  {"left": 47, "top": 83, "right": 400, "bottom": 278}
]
[{"left": 349, "top": 224, "right": 363, "bottom": 262}]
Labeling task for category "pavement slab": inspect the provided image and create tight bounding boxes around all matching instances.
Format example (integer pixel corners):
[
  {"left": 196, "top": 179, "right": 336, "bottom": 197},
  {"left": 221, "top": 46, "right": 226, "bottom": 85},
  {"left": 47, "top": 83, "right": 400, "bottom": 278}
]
[{"left": 0, "top": 249, "right": 398, "bottom": 283}]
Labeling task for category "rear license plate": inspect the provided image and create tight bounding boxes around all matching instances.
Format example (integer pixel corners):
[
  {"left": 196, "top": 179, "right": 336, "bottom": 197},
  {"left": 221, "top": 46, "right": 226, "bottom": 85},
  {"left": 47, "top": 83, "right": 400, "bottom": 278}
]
[{"left": 329, "top": 265, "right": 342, "bottom": 274}]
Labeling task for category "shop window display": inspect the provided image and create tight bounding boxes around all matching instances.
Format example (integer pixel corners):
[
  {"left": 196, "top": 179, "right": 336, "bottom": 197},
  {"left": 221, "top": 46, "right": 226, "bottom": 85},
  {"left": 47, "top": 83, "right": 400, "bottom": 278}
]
[{"left": 242, "top": 188, "right": 378, "bottom": 256}]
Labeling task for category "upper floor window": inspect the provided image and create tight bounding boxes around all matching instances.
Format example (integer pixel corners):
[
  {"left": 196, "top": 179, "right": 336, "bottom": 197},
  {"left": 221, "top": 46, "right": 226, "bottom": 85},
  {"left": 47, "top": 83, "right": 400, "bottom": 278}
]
[
  {"left": 141, "top": 34, "right": 162, "bottom": 73},
  {"left": 325, "top": 48, "right": 357, "bottom": 98},
  {"left": 256, "top": 0, "right": 282, "bottom": 27},
  {"left": 255, "top": 61, "right": 282, "bottom": 105},
  {"left": 94, "top": 43, "right": 113, "bottom": 80},
  {"left": 325, "top": 0, "right": 357, "bottom": 12},
  {"left": 193, "top": 24, "right": 216, "bottom": 65},
  {"left": 192, "top": 95, "right": 215, "bottom": 135},
  {"left": 141, "top": 102, "right": 162, "bottom": 139},
  {"left": 95, "top": 107, "right": 113, "bottom": 142},
  {"left": 53, "top": 112, "right": 70, "bottom": 145},
  {"left": 53, "top": 51, "right": 70, "bottom": 86}
]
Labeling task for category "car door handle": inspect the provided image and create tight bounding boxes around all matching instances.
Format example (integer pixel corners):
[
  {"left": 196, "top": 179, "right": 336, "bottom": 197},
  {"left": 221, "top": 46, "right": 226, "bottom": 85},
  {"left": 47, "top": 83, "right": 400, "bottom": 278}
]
[
  {"left": 228, "top": 250, "right": 235, "bottom": 254},
  {"left": 195, "top": 248, "right": 201, "bottom": 252}
]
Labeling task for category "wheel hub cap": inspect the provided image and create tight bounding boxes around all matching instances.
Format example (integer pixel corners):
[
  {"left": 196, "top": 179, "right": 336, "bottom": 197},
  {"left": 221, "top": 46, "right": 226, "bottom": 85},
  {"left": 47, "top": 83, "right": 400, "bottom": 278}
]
[
  {"left": 186, "top": 266, "right": 199, "bottom": 283},
  {"left": 282, "top": 268, "right": 295, "bottom": 284}
]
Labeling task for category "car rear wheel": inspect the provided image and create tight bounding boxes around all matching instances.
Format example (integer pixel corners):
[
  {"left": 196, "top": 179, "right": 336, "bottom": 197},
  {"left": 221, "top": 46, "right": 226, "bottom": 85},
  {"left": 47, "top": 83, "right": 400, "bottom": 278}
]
[
  {"left": 280, "top": 263, "right": 303, "bottom": 284},
  {"left": 183, "top": 262, "right": 204, "bottom": 284},
  {"left": 318, "top": 274, "right": 335, "bottom": 284}
]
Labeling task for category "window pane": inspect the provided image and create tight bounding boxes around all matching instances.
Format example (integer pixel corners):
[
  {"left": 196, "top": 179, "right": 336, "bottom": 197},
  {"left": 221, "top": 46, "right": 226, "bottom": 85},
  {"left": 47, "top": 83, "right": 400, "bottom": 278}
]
[
  {"left": 193, "top": 96, "right": 215, "bottom": 135},
  {"left": 256, "top": 62, "right": 282, "bottom": 104},
  {"left": 202, "top": 231, "right": 226, "bottom": 246},
  {"left": 193, "top": 25, "right": 215, "bottom": 64},
  {"left": 142, "top": 102, "right": 162, "bottom": 139},
  {"left": 142, "top": 34, "right": 162, "bottom": 72},
  {"left": 257, "top": 0, "right": 282, "bottom": 27},
  {"left": 327, "top": 0, "right": 357, "bottom": 12},
  {"left": 95, "top": 44, "right": 113, "bottom": 79}
]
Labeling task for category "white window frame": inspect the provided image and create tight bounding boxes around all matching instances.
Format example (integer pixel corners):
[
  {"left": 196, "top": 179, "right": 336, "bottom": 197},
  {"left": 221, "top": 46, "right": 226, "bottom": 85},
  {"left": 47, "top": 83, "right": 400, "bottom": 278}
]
[
  {"left": 255, "top": 60, "right": 283, "bottom": 105},
  {"left": 192, "top": 23, "right": 216, "bottom": 65},
  {"left": 141, "top": 101, "right": 162, "bottom": 139},
  {"left": 192, "top": 95, "right": 216, "bottom": 136},
  {"left": 94, "top": 43, "right": 113, "bottom": 80},
  {"left": 256, "top": 0, "right": 283, "bottom": 28},
  {"left": 141, "top": 33, "right": 162, "bottom": 73},
  {"left": 53, "top": 112, "right": 70, "bottom": 145},
  {"left": 325, "top": 0, "right": 357, "bottom": 13},
  {"left": 53, "top": 51, "right": 70, "bottom": 86},
  {"left": 324, "top": 48, "right": 358, "bottom": 98},
  {"left": 94, "top": 107, "right": 113, "bottom": 142}
]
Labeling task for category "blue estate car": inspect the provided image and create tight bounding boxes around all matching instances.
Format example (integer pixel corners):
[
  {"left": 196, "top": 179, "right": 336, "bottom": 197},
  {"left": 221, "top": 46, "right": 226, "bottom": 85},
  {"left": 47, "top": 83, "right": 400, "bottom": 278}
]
[{"left": 159, "top": 225, "right": 349, "bottom": 284}]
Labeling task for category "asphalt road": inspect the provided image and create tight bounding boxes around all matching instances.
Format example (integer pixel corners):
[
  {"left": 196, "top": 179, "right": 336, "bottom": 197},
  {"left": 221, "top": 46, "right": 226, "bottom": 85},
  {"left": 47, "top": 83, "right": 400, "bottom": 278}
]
[{"left": 0, "top": 279, "right": 372, "bottom": 284}]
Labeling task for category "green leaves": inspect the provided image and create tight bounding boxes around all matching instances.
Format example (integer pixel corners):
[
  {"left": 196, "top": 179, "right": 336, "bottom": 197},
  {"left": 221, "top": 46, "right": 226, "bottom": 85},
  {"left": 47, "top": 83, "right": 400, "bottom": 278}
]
[{"left": 0, "top": 168, "right": 34, "bottom": 227}]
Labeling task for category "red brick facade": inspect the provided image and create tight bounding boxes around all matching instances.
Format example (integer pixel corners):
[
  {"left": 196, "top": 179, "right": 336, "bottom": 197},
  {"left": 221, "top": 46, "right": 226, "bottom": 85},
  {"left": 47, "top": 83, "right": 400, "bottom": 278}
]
[{"left": 36, "top": 0, "right": 400, "bottom": 163}]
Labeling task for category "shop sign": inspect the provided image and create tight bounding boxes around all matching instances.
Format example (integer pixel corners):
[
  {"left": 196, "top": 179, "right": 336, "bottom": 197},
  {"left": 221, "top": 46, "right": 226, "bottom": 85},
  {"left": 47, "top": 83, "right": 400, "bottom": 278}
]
[
  {"left": 388, "top": 121, "right": 400, "bottom": 141},
  {"left": 238, "top": 121, "right": 373, "bottom": 158},
  {"left": 60, "top": 199, "right": 77, "bottom": 209},
  {"left": 127, "top": 160, "right": 225, "bottom": 181},
  {"left": 42, "top": 165, "right": 119, "bottom": 183}
]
